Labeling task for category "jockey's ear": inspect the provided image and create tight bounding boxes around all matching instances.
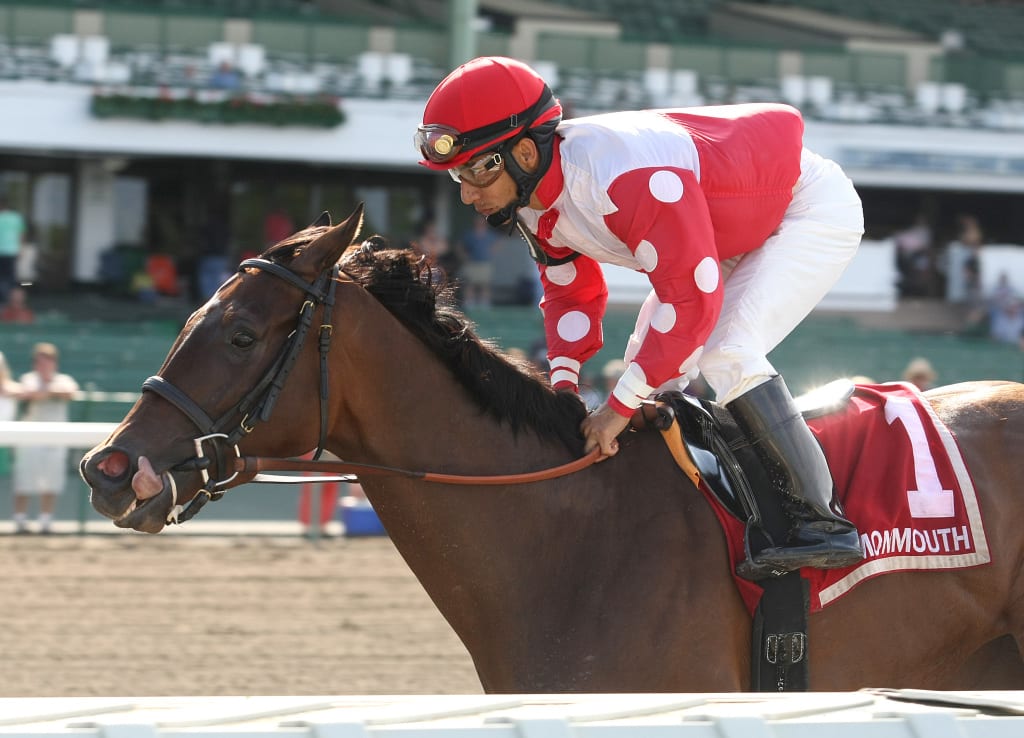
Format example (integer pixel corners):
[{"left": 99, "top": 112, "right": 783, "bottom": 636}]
[
  {"left": 310, "top": 211, "right": 332, "bottom": 228},
  {"left": 297, "top": 203, "right": 364, "bottom": 276}
]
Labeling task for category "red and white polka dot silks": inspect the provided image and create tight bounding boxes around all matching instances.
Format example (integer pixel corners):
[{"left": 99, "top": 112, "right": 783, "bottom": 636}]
[{"left": 520, "top": 103, "right": 804, "bottom": 417}]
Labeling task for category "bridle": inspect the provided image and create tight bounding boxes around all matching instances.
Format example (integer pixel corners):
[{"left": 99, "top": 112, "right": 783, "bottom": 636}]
[
  {"left": 139, "top": 254, "right": 600, "bottom": 527},
  {"left": 142, "top": 256, "right": 340, "bottom": 524}
]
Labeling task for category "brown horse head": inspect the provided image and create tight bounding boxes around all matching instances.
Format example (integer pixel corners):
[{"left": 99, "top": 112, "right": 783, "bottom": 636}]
[{"left": 80, "top": 205, "right": 365, "bottom": 533}]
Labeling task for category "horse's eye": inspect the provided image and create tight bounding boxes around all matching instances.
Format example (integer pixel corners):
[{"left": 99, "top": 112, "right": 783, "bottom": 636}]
[{"left": 231, "top": 332, "right": 256, "bottom": 349}]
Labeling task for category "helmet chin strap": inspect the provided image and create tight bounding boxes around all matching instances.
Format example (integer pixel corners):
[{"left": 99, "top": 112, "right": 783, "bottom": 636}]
[
  {"left": 486, "top": 150, "right": 533, "bottom": 232},
  {"left": 486, "top": 121, "right": 560, "bottom": 233}
]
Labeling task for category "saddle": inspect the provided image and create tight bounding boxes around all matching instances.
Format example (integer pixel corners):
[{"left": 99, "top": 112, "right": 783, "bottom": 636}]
[
  {"left": 630, "top": 378, "right": 857, "bottom": 692},
  {"left": 632, "top": 378, "right": 856, "bottom": 548}
]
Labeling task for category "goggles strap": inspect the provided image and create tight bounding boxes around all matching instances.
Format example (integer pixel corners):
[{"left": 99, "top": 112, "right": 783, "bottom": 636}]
[
  {"left": 458, "top": 86, "right": 550, "bottom": 149},
  {"left": 423, "top": 85, "right": 554, "bottom": 163}
]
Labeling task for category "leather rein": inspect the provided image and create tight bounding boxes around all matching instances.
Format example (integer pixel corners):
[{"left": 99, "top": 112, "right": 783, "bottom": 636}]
[{"left": 142, "top": 254, "right": 599, "bottom": 525}]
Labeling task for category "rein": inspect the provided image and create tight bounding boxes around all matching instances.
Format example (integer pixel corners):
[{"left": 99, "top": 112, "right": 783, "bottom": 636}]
[
  {"left": 232, "top": 448, "right": 601, "bottom": 486},
  {"left": 141, "top": 254, "right": 600, "bottom": 525}
]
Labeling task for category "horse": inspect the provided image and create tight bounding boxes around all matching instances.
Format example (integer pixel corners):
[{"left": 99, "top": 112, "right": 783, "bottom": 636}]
[{"left": 80, "top": 205, "right": 1024, "bottom": 692}]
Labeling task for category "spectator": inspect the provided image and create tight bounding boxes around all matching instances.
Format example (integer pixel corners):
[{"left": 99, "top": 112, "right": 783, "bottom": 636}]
[
  {"left": 507, "top": 346, "right": 546, "bottom": 377},
  {"left": 263, "top": 203, "right": 296, "bottom": 249},
  {"left": 957, "top": 213, "right": 984, "bottom": 249},
  {"left": 958, "top": 255, "right": 989, "bottom": 336},
  {"left": 893, "top": 214, "right": 936, "bottom": 298},
  {"left": 0, "top": 351, "right": 22, "bottom": 482},
  {"left": 297, "top": 450, "right": 340, "bottom": 538},
  {"left": 0, "top": 351, "right": 20, "bottom": 417},
  {"left": 0, "top": 194, "right": 26, "bottom": 306},
  {"left": 412, "top": 219, "right": 458, "bottom": 283},
  {"left": 600, "top": 358, "right": 627, "bottom": 403},
  {"left": 902, "top": 357, "right": 937, "bottom": 391},
  {"left": 12, "top": 343, "right": 79, "bottom": 534},
  {"left": 298, "top": 482, "right": 339, "bottom": 537},
  {"left": 198, "top": 194, "right": 232, "bottom": 300},
  {"left": 130, "top": 268, "right": 157, "bottom": 304},
  {"left": 457, "top": 216, "right": 499, "bottom": 308},
  {"left": 145, "top": 253, "right": 181, "bottom": 297},
  {"left": 987, "top": 271, "right": 1024, "bottom": 344},
  {"left": 210, "top": 61, "right": 241, "bottom": 91},
  {"left": 949, "top": 213, "right": 986, "bottom": 310},
  {"left": 15, "top": 222, "right": 36, "bottom": 284},
  {"left": 578, "top": 368, "right": 603, "bottom": 411},
  {"left": 0, "top": 285, "right": 34, "bottom": 324}
]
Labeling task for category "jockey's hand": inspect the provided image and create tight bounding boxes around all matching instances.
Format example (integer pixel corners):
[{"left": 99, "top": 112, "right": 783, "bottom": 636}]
[{"left": 581, "top": 402, "right": 631, "bottom": 461}]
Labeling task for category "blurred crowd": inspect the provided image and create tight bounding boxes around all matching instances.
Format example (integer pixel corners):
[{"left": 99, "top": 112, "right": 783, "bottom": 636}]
[{"left": 894, "top": 210, "right": 1024, "bottom": 348}]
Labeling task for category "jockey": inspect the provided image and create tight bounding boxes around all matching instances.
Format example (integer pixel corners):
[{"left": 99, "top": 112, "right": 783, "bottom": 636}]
[{"left": 414, "top": 56, "right": 864, "bottom": 574}]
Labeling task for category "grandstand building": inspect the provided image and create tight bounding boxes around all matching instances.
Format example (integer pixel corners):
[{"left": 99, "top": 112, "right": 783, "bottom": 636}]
[{"left": 1, "top": 0, "right": 1023, "bottom": 305}]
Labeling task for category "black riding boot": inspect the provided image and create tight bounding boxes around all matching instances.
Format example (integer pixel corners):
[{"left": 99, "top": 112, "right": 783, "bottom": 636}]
[{"left": 728, "top": 375, "right": 863, "bottom": 573}]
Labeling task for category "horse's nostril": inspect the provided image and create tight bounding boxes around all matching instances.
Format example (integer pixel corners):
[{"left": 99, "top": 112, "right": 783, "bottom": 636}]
[{"left": 96, "top": 449, "right": 131, "bottom": 480}]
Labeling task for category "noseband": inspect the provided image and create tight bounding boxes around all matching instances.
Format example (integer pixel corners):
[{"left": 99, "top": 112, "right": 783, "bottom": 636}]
[{"left": 142, "top": 257, "right": 340, "bottom": 523}]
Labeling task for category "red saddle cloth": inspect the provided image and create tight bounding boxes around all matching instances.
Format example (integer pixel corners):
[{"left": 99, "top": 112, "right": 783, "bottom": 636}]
[{"left": 712, "top": 382, "right": 991, "bottom": 614}]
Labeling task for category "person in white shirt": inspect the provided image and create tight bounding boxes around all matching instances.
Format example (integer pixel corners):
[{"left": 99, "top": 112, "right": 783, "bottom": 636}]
[{"left": 12, "top": 343, "right": 78, "bottom": 534}]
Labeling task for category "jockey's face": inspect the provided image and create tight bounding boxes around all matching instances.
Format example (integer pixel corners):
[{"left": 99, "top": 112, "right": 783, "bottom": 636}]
[
  {"left": 457, "top": 138, "right": 543, "bottom": 217},
  {"left": 458, "top": 165, "right": 518, "bottom": 218}
]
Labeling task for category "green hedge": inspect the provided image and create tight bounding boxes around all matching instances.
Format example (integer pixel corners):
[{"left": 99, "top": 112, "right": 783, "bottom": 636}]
[{"left": 90, "top": 91, "right": 345, "bottom": 128}]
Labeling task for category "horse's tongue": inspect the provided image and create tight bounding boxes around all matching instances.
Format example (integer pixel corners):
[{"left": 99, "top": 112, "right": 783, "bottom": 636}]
[{"left": 132, "top": 456, "right": 164, "bottom": 500}]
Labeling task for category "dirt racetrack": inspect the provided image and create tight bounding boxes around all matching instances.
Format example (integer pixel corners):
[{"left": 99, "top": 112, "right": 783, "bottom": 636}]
[{"left": 0, "top": 534, "right": 483, "bottom": 696}]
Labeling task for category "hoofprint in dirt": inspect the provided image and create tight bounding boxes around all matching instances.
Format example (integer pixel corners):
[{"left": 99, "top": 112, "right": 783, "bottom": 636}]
[{"left": 0, "top": 535, "right": 482, "bottom": 696}]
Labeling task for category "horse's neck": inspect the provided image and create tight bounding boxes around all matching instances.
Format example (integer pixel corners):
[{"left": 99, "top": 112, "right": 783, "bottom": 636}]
[
  {"left": 335, "top": 337, "right": 744, "bottom": 690},
  {"left": 326, "top": 305, "right": 741, "bottom": 689},
  {"left": 332, "top": 318, "right": 591, "bottom": 623},
  {"left": 333, "top": 311, "right": 564, "bottom": 476}
]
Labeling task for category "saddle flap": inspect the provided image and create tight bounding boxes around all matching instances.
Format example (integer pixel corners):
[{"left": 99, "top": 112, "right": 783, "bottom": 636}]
[{"left": 636, "top": 392, "right": 755, "bottom": 523}]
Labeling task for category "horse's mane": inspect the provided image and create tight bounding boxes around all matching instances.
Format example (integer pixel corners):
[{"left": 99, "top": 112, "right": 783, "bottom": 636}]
[{"left": 327, "top": 236, "right": 588, "bottom": 454}]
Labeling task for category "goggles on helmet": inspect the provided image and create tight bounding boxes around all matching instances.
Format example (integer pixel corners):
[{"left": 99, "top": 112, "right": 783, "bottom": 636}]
[
  {"left": 448, "top": 150, "right": 505, "bottom": 188},
  {"left": 415, "top": 86, "right": 554, "bottom": 165}
]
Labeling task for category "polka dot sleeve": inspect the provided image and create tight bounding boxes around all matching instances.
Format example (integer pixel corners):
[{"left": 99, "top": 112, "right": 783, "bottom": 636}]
[
  {"left": 603, "top": 166, "right": 723, "bottom": 416},
  {"left": 538, "top": 249, "right": 609, "bottom": 392}
]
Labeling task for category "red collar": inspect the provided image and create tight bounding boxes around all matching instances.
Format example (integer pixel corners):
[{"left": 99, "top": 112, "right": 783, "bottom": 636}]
[{"left": 533, "top": 136, "right": 564, "bottom": 210}]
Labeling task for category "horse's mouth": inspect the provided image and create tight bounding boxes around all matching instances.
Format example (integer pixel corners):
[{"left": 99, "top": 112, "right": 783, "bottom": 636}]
[{"left": 114, "top": 476, "right": 176, "bottom": 534}]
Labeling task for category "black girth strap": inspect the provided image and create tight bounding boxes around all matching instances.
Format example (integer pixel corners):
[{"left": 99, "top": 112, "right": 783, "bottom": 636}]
[{"left": 751, "top": 573, "right": 810, "bottom": 691}]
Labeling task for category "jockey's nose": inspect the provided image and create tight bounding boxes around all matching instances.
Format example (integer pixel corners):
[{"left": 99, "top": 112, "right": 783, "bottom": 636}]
[{"left": 460, "top": 181, "right": 481, "bottom": 205}]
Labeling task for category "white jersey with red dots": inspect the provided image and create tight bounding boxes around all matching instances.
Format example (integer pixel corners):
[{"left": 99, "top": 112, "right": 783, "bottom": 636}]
[{"left": 517, "top": 103, "right": 863, "bottom": 416}]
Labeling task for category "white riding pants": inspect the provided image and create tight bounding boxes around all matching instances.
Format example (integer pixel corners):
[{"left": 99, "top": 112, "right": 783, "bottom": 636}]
[{"left": 625, "top": 148, "right": 864, "bottom": 405}]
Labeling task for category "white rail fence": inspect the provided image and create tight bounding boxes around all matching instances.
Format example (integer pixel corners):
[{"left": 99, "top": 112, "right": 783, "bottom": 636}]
[
  {"left": 0, "top": 691, "right": 1023, "bottom": 736},
  {"left": 0, "top": 414, "right": 336, "bottom": 538},
  {"left": 0, "top": 420, "right": 116, "bottom": 447}
]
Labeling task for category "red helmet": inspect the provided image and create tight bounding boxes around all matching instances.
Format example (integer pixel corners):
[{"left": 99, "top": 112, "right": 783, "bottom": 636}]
[{"left": 415, "top": 56, "right": 562, "bottom": 170}]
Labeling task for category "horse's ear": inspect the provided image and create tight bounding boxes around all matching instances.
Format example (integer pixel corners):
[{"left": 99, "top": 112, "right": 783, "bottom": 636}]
[
  {"left": 310, "top": 211, "right": 331, "bottom": 228},
  {"left": 297, "top": 203, "right": 364, "bottom": 274}
]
